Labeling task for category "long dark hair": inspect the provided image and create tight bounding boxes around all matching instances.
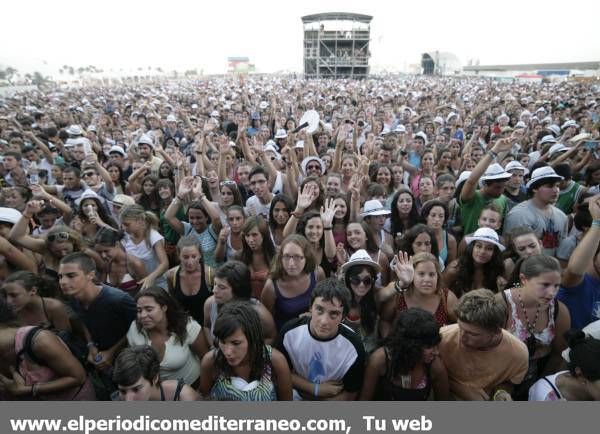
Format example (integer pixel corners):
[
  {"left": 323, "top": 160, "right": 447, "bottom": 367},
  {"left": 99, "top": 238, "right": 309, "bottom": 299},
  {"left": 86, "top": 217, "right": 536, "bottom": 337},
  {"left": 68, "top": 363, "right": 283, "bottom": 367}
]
[
  {"left": 268, "top": 194, "right": 294, "bottom": 230},
  {"left": 296, "top": 211, "right": 325, "bottom": 249},
  {"left": 344, "top": 265, "right": 377, "bottom": 334},
  {"left": 134, "top": 286, "right": 190, "bottom": 345},
  {"left": 384, "top": 308, "right": 441, "bottom": 375},
  {"left": 215, "top": 261, "right": 252, "bottom": 300},
  {"left": 3, "top": 270, "right": 58, "bottom": 298},
  {"left": 213, "top": 302, "right": 266, "bottom": 381},
  {"left": 138, "top": 175, "right": 160, "bottom": 212},
  {"left": 77, "top": 196, "right": 118, "bottom": 229},
  {"left": 390, "top": 188, "right": 419, "bottom": 236},
  {"left": 237, "top": 216, "right": 276, "bottom": 266},
  {"left": 106, "top": 162, "right": 127, "bottom": 192},
  {"left": 454, "top": 242, "right": 505, "bottom": 297},
  {"left": 396, "top": 224, "right": 440, "bottom": 258}
]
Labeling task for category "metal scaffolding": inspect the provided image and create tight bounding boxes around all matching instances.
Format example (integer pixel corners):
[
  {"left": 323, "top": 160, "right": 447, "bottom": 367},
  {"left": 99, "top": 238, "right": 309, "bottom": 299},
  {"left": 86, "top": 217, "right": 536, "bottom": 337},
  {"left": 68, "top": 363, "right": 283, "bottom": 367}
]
[{"left": 301, "top": 12, "right": 372, "bottom": 80}]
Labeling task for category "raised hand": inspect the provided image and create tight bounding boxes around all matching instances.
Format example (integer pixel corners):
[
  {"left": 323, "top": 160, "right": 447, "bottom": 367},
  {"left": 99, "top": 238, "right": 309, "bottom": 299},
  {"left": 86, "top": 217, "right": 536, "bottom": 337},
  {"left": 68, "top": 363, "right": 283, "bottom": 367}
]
[
  {"left": 23, "top": 200, "right": 44, "bottom": 217},
  {"left": 178, "top": 176, "right": 194, "bottom": 196},
  {"left": 491, "top": 138, "right": 512, "bottom": 154},
  {"left": 296, "top": 184, "right": 316, "bottom": 211},
  {"left": 320, "top": 197, "right": 338, "bottom": 227},
  {"left": 336, "top": 243, "right": 349, "bottom": 264},
  {"left": 392, "top": 251, "right": 414, "bottom": 288}
]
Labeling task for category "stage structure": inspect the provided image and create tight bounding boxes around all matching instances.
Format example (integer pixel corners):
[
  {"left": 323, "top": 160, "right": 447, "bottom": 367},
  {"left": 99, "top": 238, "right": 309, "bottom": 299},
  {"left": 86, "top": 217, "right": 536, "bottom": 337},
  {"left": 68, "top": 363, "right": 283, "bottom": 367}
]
[
  {"left": 421, "top": 52, "right": 462, "bottom": 76},
  {"left": 301, "top": 12, "right": 372, "bottom": 79}
]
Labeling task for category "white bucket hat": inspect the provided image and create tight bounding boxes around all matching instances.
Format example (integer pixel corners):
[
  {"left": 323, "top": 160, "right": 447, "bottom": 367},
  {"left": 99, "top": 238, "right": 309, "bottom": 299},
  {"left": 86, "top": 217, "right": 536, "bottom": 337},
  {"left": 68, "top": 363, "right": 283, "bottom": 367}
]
[
  {"left": 340, "top": 249, "right": 382, "bottom": 275},
  {"left": 505, "top": 161, "right": 529, "bottom": 175},
  {"left": 465, "top": 227, "right": 505, "bottom": 251},
  {"left": 480, "top": 163, "right": 511, "bottom": 183},
  {"left": 526, "top": 166, "right": 564, "bottom": 189},
  {"left": 360, "top": 199, "right": 391, "bottom": 217}
]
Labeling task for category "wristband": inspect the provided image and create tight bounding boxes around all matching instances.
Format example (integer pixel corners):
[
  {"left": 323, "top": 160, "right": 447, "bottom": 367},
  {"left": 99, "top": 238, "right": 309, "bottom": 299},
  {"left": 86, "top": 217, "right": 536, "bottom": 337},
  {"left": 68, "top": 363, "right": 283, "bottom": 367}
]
[
  {"left": 32, "top": 383, "right": 39, "bottom": 397},
  {"left": 313, "top": 382, "right": 320, "bottom": 397},
  {"left": 323, "top": 227, "right": 333, "bottom": 230},
  {"left": 86, "top": 341, "right": 97, "bottom": 348},
  {"left": 488, "top": 150, "right": 498, "bottom": 159},
  {"left": 291, "top": 211, "right": 304, "bottom": 219},
  {"left": 592, "top": 220, "right": 600, "bottom": 227}
]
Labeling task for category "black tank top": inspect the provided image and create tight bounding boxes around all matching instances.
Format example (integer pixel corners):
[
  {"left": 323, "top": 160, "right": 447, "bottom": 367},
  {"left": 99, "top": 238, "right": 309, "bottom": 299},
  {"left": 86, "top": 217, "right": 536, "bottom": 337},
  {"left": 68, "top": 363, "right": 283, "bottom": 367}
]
[
  {"left": 377, "top": 348, "right": 433, "bottom": 401},
  {"left": 172, "top": 266, "right": 211, "bottom": 324}
]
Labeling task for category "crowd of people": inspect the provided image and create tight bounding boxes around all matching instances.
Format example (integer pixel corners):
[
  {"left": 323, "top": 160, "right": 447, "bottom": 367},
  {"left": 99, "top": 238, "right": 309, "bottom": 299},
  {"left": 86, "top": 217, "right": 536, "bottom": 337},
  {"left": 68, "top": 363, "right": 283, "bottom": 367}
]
[{"left": 0, "top": 75, "right": 599, "bottom": 401}]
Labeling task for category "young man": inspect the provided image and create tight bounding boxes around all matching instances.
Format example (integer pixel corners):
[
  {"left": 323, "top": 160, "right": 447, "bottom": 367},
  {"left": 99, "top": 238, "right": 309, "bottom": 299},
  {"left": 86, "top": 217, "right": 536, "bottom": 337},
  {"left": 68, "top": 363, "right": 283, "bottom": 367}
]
[
  {"left": 558, "top": 195, "right": 600, "bottom": 329},
  {"left": 275, "top": 278, "right": 366, "bottom": 401},
  {"left": 503, "top": 161, "right": 529, "bottom": 210},
  {"left": 459, "top": 139, "right": 513, "bottom": 234},
  {"left": 504, "top": 166, "right": 569, "bottom": 257},
  {"left": 245, "top": 166, "right": 273, "bottom": 220},
  {"left": 58, "top": 252, "right": 136, "bottom": 377},
  {"left": 554, "top": 163, "right": 585, "bottom": 215},
  {"left": 439, "top": 289, "right": 528, "bottom": 401}
]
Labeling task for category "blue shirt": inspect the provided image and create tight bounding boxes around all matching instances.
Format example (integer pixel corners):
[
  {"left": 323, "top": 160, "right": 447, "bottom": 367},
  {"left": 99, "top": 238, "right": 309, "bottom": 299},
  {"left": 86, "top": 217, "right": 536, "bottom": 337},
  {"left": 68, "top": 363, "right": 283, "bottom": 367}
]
[{"left": 557, "top": 273, "right": 600, "bottom": 329}]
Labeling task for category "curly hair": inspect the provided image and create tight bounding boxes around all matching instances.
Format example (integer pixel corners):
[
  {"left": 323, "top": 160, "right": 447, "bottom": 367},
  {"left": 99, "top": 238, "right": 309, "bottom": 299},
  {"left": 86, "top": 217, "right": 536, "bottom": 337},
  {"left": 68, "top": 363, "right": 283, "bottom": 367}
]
[
  {"left": 134, "top": 286, "right": 190, "bottom": 345},
  {"left": 453, "top": 242, "right": 505, "bottom": 298},
  {"left": 213, "top": 301, "right": 266, "bottom": 381},
  {"left": 384, "top": 308, "right": 441, "bottom": 375}
]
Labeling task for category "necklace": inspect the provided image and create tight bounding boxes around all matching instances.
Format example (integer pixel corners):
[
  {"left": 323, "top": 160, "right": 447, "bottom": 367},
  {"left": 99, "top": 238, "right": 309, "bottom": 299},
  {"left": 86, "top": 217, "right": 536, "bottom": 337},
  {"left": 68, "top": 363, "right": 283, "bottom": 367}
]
[{"left": 516, "top": 289, "right": 541, "bottom": 355}]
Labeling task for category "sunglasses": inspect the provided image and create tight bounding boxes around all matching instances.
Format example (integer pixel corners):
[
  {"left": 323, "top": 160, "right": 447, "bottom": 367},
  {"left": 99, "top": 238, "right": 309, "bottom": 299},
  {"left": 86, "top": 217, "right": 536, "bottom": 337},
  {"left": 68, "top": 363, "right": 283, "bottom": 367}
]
[
  {"left": 350, "top": 276, "right": 373, "bottom": 287},
  {"left": 48, "top": 232, "right": 71, "bottom": 242}
]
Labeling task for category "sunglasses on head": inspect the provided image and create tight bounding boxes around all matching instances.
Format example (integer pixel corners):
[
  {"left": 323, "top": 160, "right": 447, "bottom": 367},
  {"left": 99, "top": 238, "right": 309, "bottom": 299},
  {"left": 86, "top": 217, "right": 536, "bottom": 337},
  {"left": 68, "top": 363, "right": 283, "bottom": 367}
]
[{"left": 47, "top": 232, "right": 71, "bottom": 243}]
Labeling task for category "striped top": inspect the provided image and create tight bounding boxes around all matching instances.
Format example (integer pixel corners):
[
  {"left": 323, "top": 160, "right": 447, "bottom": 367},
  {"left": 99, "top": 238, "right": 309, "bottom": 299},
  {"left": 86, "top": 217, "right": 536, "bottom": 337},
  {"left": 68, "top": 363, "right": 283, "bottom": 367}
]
[{"left": 209, "top": 346, "right": 277, "bottom": 401}]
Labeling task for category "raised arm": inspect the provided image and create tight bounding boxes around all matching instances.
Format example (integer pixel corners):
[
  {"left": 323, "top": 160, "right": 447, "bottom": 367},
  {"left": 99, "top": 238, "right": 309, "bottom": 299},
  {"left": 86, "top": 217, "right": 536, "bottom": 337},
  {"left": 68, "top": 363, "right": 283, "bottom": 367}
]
[
  {"left": 461, "top": 138, "right": 512, "bottom": 203},
  {"left": 8, "top": 201, "right": 46, "bottom": 254}
]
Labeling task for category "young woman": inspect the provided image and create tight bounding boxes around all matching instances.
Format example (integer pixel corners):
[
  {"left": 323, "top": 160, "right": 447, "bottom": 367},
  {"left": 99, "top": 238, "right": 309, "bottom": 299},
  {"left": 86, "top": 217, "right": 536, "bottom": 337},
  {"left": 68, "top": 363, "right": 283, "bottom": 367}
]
[
  {"left": 359, "top": 308, "right": 450, "bottom": 401},
  {"left": 421, "top": 200, "right": 457, "bottom": 266},
  {"left": 529, "top": 328, "right": 600, "bottom": 401},
  {"left": 435, "top": 147, "right": 453, "bottom": 175},
  {"left": 389, "top": 188, "right": 420, "bottom": 244},
  {"left": 199, "top": 302, "right": 292, "bottom": 401},
  {"left": 415, "top": 176, "right": 435, "bottom": 209},
  {"left": 406, "top": 150, "right": 436, "bottom": 199},
  {"left": 215, "top": 205, "right": 246, "bottom": 263},
  {"left": 203, "top": 261, "right": 276, "bottom": 347},
  {"left": 120, "top": 204, "right": 169, "bottom": 290},
  {"left": 2, "top": 186, "right": 30, "bottom": 212},
  {"left": 444, "top": 227, "right": 508, "bottom": 298},
  {"left": 381, "top": 253, "right": 458, "bottom": 338},
  {"left": 329, "top": 193, "right": 351, "bottom": 247},
  {"left": 0, "top": 297, "right": 94, "bottom": 400},
  {"left": 106, "top": 162, "right": 126, "bottom": 195},
  {"left": 93, "top": 228, "right": 147, "bottom": 296},
  {"left": 2, "top": 271, "right": 71, "bottom": 331},
  {"left": 135, "top": 175, "right": 161, "bottom": 216},
  {"left": 112, "top": 346, "right": 198, "bottom": 401},
  {"left": 268, "top": 194, "right": 294, "bottom": 248},
  {"left": 341, "top": 221, "right": 391, "bottom": 287},
  {"left": 236, "top": 216, "right": 276, "bottom": 299},
  {"left": 504, "top": 227, "right": 544, "bottom": 285},
  {"left": 127, "top": 286, "right": 209, "bottom": 388},
  {"left": 217, "top": 180, "right": 244, "bottom": 225},
  {"left": 340, "top": 250, "right": 386, "bottom": 354},
  {"left": 76, "top": 190, "right": 119, "bottom": 243},
  {"left": 156, "top": 178, "right": 182, "bottom": 266},
  {"left": 396, "top": 224, "right": 441, "bottom": 260},
  {"left": 165, "top": 236, "right": 214, "bottom": 324},
  {"left": 390, "top": 163, "right": 406, "bottom": 193},
  {"left": 498, "top": 255, "right": 571, "bottom": 400},
  {"left": 369, "top": 163, "right": 395, "bottom": 199},
  {"left": 261, "top": 234, "right": 325, "bottom": 331}
]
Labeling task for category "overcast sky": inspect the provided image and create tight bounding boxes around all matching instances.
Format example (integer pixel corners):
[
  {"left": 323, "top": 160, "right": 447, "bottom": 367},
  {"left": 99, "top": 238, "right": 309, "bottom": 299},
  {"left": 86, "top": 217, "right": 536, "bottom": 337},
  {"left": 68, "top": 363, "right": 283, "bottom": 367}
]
[{"left": 2, "top": 0, "right": 599, "bottom": 76}]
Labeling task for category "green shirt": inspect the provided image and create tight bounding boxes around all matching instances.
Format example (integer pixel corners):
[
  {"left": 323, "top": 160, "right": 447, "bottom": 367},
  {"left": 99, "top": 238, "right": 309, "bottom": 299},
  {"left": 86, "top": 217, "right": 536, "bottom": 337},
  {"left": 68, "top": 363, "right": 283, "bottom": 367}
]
[
  {"left": 556, "top": 181, "right": 583, "bottom": 215},
  {"left": 160, "top": 207, "right": 187, "bottom": 244},
  {"left": 459, "top": 190, "right": 508, "bottom": 235}
]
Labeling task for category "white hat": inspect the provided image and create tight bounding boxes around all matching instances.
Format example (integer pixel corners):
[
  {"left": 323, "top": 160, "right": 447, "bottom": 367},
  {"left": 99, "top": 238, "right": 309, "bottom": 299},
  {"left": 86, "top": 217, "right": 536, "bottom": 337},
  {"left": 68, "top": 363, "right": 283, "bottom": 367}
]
[
  {"left": 548, "top": 143, "right": 571, "bottom": 158},
  {"left": 505, "top": 161, "right": 529, "bottom": 175},
  {"left": 259, "top": 101, "right": 269, "bottom": 110},
  {"left": 109, "top": 145, "right": 125, "bottom": 156},
  {"left": 497, "top": 113, "right": 510, "bottom": 122},
  {"left": 562, "top": 320, "right": 600, "bottom": 363},
  {"left": 210, "top": 110, "right": 220, "bottom": 118},
  {"left": 340, "top": 249, "right": 381, "bottom": 275},
  {"left": 413, "top": 131, "right": 428, "bottom": 144},
  {"left": 535, "top": 107, "right": 547, "bottom": 113},
  {"left": 87, "top": 125, "right": 97, "bottom": 133},
  {"left": 526, "top": 166, "right": 564, "bottom": 189},
  {"left": 446, "top": 112, "right": 458, "bottom": 122},
  {"left": 75, "top": 189, "right": 100, "bottom": 207},
  {"left": 433, "top": 116, "right": 444, "bottom": 125},
  {"left": 394, "top": 124, "right": 406, "bottom": 133},
  {"left": 465, "top": 227, "right": 505, "bottom": 251},
  {"left": 301, "top": 156, "right": 326, "bottom": 175},
  {"left": 274, "top": 129, "right": 288, "bottom": 139},
  {"left": 520, "top": 110, "right": 532, "bottom": 119},
  {"left": 514, "top": 121, "right": 527, "bottom": 129},
  {"left": 561, "top": 120, "right": 579, "bottom": 130},
  {"left": 539, "top": 135, "right": 557, "bottom": 145},
  {"left": 455, "top": 171, "right": 472, "bottom": 189},
  {"left": 546, "top": 124, "right": 561, "bottom": 136},
  {"left": 480, "top": 163, "right": 511, "bottom": 182},
  {"left": 137, "top": 134, "right": 154, "bottom": 147},
  {"left": 294, "top": 140, "right": 305, "bottom": 149},
  {"left": 66, "top": 124, "right": 83, "bottom": 136},
  {"left": 569, "top": 132, "right": 592, "bottom": 143},
  {"left": 360, "top": 199, "right": 391, "bottom": 217},
  {"left": 0, "top": 208, "right": 22, "bottom": 225},
  {"left": 166, "top": 114, "right": 177, "bottom": 123}
]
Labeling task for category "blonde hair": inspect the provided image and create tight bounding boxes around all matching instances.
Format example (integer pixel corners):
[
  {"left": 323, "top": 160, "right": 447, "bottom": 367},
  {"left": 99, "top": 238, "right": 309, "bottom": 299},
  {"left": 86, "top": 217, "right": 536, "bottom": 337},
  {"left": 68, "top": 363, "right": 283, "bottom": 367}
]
[
  {"left": 120, "top": 204, "right": 158, "bottom": 248},
  {"left": 408, "top": 252, "right": 442, "bottom": 294}
]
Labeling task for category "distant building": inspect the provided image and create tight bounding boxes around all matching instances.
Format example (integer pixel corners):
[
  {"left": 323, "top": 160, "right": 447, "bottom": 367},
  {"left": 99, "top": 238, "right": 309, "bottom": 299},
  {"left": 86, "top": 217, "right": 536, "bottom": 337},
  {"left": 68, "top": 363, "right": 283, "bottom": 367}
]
[
  {"left": 301, "top": 12, "right": 372, "bottom": 79},
  {"left": 462, "top": 61, "right": 600, "bottom": 79},
  {"left": 227, "top": 57, "right": 255, "bottom": 74},
  {"left": 421, "top": 52, "right": 462, "bottom": 75}
]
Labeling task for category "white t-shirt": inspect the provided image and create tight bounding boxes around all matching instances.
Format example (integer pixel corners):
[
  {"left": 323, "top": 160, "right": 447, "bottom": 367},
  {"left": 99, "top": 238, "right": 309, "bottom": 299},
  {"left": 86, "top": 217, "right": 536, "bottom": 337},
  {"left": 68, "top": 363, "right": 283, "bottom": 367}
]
[
  {"left": 126, "top": 319, "right": 202, "bottom": 385},
  {"left": 121, "top": 229, "right": 166, "bottom": 288},
  {"left": 528, "top": 371, "right": 567, "bottom": 401},
  {"left": 245, "top": 195, "right": 272, "bottom": 221}
]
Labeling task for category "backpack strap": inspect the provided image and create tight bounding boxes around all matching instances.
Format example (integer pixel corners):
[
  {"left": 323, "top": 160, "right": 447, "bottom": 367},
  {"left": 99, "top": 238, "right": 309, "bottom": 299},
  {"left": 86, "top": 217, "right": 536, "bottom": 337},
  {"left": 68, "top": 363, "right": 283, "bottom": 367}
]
[
  {"left": 173, "top": 378, "right": 185, "bottom": 401},
  {"left": 542, "top": 376, "right": 563, "bottom": 399}
]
